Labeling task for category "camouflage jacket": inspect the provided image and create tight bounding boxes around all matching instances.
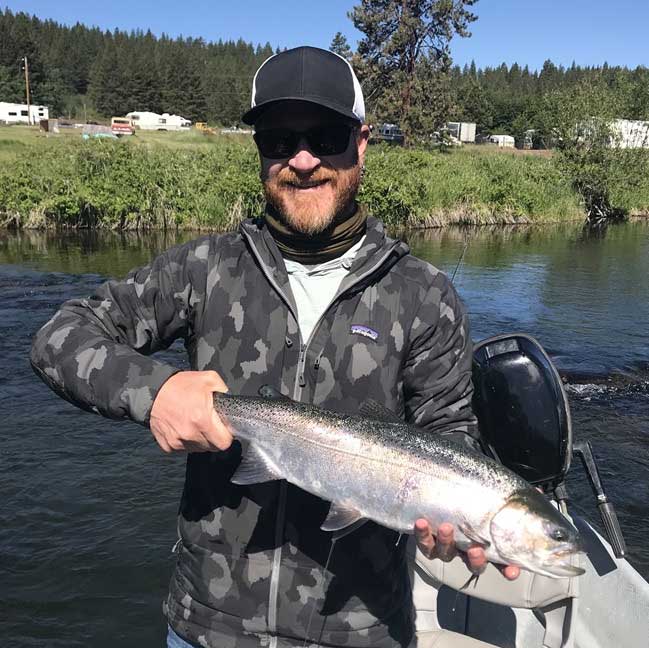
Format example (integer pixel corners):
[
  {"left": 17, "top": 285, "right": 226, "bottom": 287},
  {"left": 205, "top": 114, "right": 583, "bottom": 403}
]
[{"left": 31, "top": 216, "right": 477, "bottom": 648}]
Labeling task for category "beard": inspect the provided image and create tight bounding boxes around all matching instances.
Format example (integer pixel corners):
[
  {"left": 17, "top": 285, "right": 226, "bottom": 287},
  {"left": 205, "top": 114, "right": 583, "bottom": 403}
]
[{"left": 262, "top": 162, "right": 362, "bottom": 236}]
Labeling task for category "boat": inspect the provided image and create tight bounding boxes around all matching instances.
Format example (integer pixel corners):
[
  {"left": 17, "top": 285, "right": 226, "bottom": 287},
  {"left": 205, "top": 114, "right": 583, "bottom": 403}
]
[{"left": 409, "top": 334, "right": 649, "bottom": 648}]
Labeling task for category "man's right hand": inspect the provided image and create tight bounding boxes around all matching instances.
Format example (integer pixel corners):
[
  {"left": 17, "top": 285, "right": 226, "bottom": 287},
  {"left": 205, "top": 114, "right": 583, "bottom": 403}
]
[{"left": 150, "top": 370, "right": 233, "bottom": 453}]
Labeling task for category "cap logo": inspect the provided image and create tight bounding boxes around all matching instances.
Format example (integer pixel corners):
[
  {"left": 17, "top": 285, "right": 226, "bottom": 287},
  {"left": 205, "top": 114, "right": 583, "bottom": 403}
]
[{"left": 351, "top": 325, "right": 379, "bottom": 341}]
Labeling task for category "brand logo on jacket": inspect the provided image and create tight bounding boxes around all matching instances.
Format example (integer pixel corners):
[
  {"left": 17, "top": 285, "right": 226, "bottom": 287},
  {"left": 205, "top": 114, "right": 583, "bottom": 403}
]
[{"left": 351, "top": 325, "right": 379, "bottom": 341}]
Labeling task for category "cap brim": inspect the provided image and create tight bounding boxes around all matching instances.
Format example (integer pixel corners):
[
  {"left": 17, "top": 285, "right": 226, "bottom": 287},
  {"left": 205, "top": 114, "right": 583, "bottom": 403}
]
[{"left": 242, "top": 97, "right": 362, "bottom": 126}]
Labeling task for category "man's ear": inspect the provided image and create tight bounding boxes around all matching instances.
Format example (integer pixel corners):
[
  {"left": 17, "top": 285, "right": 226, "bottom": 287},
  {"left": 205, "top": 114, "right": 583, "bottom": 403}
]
[{"left": 357, "top": 124, "right": 371, "bottom": 163}]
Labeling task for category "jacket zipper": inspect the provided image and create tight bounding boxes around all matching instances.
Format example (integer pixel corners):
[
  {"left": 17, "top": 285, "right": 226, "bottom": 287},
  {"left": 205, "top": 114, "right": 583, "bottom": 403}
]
[{"left": 242, "top": 229, "right": 398, "bottom": 642}]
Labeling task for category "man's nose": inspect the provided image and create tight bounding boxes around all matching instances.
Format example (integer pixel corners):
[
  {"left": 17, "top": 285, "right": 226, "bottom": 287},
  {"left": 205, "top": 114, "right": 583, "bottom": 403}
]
[{"left": 288, "top": 138, "right": 321, "bottom": 173}]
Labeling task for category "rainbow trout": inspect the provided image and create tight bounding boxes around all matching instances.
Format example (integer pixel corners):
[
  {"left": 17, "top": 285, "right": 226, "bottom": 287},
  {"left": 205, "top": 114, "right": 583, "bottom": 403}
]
[{"left": 213, "top": 391, "right": 584, "bottom": 579}]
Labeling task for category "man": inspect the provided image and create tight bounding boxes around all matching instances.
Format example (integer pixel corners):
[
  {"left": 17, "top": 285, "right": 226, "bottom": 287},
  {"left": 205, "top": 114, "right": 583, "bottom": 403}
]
[{"left": 31, "top": 47, "right": 517, "bottom": 648}]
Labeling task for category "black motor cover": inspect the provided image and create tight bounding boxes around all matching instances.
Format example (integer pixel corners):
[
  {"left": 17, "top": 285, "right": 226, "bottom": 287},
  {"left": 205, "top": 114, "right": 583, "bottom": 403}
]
[{"left": 472, "top": 334, "right": 572, "bottom": 490}]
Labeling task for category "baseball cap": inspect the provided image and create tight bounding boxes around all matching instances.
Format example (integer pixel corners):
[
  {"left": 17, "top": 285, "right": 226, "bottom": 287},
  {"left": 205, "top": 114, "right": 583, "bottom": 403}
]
[{"left": 242, "top": 46, "right": 365, "bottom": 125}]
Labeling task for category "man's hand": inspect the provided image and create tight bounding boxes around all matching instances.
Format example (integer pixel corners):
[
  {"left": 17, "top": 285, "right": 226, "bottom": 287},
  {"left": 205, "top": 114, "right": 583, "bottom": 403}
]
[
  {"left": 415, "top": 519, "right": 520, "bottom": 581},
  {"left": 150, "top": 370, "right": 233, "bottom": 453}
]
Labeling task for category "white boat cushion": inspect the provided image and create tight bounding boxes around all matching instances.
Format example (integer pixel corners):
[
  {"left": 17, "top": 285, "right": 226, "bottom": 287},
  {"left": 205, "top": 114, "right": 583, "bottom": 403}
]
[{"left": 408, "top": 536, "right": 579, "bottom": 610}]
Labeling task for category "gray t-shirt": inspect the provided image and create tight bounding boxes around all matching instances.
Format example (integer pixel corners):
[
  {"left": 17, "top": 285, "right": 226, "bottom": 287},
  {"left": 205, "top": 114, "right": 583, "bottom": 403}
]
[{"left": 284, "top": 236, "right": 365, "bottom": 344}]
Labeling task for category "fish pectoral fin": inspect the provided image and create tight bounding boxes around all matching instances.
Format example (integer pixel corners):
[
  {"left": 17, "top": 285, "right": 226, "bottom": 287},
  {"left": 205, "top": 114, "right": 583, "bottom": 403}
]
[
  {"left": 321, "top": 502, "right": 365, "bottom": 532},
  {"left": 458, "top": 522, "right": 491, "bottom": 548},
  {"left": 231, "top": 446, "right": 282, "bottom": 485},
  {"left": 358, "top": 399, "right": 402, "bottom": 423},
  {"left": 258, "top": 385, "right": 292, "bottom": 401}
]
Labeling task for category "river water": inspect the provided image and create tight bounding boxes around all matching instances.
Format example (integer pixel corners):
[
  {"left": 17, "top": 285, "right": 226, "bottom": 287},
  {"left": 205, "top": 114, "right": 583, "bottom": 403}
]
[{"left": 1, "top": 222, "right": 648, "bottom": 647}]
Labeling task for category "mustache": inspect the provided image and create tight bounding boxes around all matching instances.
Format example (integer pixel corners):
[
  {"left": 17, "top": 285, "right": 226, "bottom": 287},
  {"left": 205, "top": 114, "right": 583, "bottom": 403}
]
[{"left": 274, "top": 169, "right": 336, "bottom": 187}]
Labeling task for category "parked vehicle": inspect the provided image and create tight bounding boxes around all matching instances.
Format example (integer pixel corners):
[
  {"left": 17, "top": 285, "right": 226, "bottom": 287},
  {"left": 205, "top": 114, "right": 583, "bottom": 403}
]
[
  {"left": 372, "top": 123, "right": 405, "bottom": 145},
  {"left": 126, "top": 111, "right": 191, "bottom": 131},
  {"left": 488, "top": 134, "right": 516, "bottom": 148},
  {"left": 0, "top": 101, "right": 48, "bottom": 125},
  {"left": 446, "top": 121, "right": 476, "bottom": 143},
  {"left": 110, "top": 116, "right": 135, "bottom": 136}
]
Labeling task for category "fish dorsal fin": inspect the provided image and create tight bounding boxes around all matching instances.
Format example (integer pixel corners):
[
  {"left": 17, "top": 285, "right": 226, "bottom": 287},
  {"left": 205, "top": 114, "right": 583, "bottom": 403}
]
[
  {"left": 258, "top": 385, "right": 292, "bottom": 401},
  {"left": 458, "top": 521, "right": 491, "bottom": 548},
  {"left": 231, "top": 446, "right": 282, "bottom": 485},
  {"left": 321, "top": 502, "right": 365, "bottom": 532},
  {"left": 358, "top": 399, "right": 402, "bottom": 423}
]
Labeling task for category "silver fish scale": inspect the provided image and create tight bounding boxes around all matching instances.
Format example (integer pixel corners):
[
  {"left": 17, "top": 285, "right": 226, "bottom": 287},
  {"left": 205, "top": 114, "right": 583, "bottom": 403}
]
[{"left": 214, "top": 394, "right": 531, "bottom": 549}]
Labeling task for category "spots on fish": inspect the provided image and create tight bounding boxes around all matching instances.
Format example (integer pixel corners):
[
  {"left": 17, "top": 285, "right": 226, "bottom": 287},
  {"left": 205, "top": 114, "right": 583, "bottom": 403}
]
[{"left": 396, "top": 474, "right": 420, "bottom": 503}]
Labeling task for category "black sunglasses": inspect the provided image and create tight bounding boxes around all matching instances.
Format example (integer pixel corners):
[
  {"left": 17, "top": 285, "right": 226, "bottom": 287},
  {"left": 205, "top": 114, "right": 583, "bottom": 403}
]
[{"left": 254, "top": 124, "right": 354, "bottom": 159}]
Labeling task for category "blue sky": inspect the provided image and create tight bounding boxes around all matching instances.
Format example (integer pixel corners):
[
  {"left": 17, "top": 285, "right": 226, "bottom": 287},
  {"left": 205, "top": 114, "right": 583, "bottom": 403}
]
[{"left": 5, "top": 0, "right": 648, "bottom": 70}]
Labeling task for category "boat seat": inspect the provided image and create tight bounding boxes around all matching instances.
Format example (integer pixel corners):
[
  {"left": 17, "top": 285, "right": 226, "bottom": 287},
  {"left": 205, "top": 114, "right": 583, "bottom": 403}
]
[{"left": 409, "top": 537, "right": 579, "bottom": 648}]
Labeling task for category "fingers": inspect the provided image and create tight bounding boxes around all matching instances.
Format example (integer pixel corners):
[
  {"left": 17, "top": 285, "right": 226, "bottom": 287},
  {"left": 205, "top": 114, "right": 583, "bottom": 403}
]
[
  {"left": 415, "top": 520, "right": 519, "bottom": 580},
  {"left": 414, "top": 518, "right": 435, "bottom": 558},
  {"left": 464, "top": 545, "right": 487, "bottom": 575},
  {"left": 500, "top": 564, "right": 521, "bottom": 581},
  {"left": 435, "top": 522, "right": 457, "bottom": 562},
  {"left": 414, "top": 519, "right": 457, "bottom": 562}
]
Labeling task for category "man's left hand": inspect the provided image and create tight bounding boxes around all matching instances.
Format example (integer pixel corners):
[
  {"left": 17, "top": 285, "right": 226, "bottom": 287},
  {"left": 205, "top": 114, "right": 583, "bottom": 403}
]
[{"left": 414, "top": 518, "right": 520, "bottom": 581}]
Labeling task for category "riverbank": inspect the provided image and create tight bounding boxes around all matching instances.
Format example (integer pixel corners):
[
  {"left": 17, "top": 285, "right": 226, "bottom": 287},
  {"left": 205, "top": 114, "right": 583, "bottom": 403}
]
[{"left": 1, "top": 126, "right": 648, "bottom": 230}]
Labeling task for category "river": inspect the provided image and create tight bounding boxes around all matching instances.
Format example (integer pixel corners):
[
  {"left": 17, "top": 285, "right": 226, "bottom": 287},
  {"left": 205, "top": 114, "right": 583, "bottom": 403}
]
[{"left": 1, "top": 221, "right": 648, "bottom": 647}]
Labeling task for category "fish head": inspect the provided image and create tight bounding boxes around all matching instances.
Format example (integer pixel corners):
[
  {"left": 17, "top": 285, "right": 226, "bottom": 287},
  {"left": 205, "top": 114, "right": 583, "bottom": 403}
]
[{"left": 489, "top": 489, "right": 585, "bottom": 578}]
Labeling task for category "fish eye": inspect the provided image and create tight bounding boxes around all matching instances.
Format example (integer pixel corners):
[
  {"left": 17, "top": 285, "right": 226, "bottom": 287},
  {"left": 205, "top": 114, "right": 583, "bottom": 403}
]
[{"left": 551, "top": 528, "right": 567, "bottom": 541}]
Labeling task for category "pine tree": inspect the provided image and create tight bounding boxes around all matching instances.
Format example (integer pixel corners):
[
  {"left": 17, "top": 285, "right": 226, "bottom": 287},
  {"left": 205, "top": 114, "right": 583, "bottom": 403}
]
[
  {"left": 350, "top": 0, "right": 478, "bottom": 143},
  {"left": 330, "top": 32, "right": 353, "bottom": 60}
]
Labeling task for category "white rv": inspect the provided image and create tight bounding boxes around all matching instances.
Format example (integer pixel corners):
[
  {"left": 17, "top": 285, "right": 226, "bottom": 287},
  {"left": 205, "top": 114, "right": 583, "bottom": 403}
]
[
  {"left": 126, "top": 111, "right": 191, "bottom": 131},
  {"left": 489, "top": 134, "right": 515, "bottom": 148},
  {"left": 0, "top": 102, "right": 49, "bottom": 125},
  {"left": 446, "top": 121, "right": 476, "bottom": 143}
]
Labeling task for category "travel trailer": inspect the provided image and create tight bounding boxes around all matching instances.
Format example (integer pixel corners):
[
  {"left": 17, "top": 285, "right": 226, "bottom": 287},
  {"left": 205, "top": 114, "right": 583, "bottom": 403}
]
[
  {"left": 0, "top": 102, "right": 48, "bottom": 125},
  {"left": 126, "top": 111, "right": 191, "bottom": 131}
]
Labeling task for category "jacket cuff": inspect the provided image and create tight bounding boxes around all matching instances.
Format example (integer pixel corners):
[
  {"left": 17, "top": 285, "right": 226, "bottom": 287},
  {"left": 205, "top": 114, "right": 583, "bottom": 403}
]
[{"left": 115, "top": 359, "right": 182, "bottom": 426}]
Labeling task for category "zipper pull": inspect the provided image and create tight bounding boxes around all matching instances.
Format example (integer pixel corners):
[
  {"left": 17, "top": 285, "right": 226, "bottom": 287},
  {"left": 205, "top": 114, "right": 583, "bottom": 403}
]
[
  {"left": 298, "top": 344, "right": 307, "bottom": 387},
  {"left": 314, "top": 351, "right": 323, "bottom": 371}
]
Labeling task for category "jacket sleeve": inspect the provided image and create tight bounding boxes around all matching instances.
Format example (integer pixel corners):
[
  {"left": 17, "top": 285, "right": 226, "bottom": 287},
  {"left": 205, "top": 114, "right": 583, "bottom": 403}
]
[
  {"left": 30, "top": 240, "right": 208, "bottom": 426},
  {"left": 403, "top": 271, "right": 481, "bottom": 452}
]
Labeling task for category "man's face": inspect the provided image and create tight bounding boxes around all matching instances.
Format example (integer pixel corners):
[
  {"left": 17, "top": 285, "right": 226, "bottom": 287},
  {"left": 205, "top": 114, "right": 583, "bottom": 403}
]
[{"left": 255, "top": 102, "right": 370, "bottom": 235}]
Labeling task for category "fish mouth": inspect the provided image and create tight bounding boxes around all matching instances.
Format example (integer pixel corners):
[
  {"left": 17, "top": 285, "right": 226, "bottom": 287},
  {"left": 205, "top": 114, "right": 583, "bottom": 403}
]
[
  {"left": 522, "top": 547, "right": 586, "bottom": 578},
  {"left": 537, "top": 561, "right": 585, "bottom": 578}
]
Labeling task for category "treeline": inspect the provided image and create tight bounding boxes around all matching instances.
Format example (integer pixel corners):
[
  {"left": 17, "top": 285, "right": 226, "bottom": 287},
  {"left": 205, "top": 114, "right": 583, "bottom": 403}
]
[
  {"left": 0, "top": 8, "right": 275, "bottom": 124},
  {"left": 2, "top": 8, "right": 648, "bottom": 134},
  {"left": 449, "top": 60, "right": 649, "bottom": 142}
]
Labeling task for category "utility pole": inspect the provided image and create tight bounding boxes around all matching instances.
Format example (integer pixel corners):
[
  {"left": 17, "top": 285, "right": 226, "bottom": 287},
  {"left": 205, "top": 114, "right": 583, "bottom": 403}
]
[{"left": 23, "top": 56, "right": 32, "bottom": 126}]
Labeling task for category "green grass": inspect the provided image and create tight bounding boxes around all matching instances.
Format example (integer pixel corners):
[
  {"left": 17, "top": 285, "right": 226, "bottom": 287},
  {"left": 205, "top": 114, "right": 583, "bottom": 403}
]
[{"left": 1, "top": 125, "right": 647, "bottom": 230}]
